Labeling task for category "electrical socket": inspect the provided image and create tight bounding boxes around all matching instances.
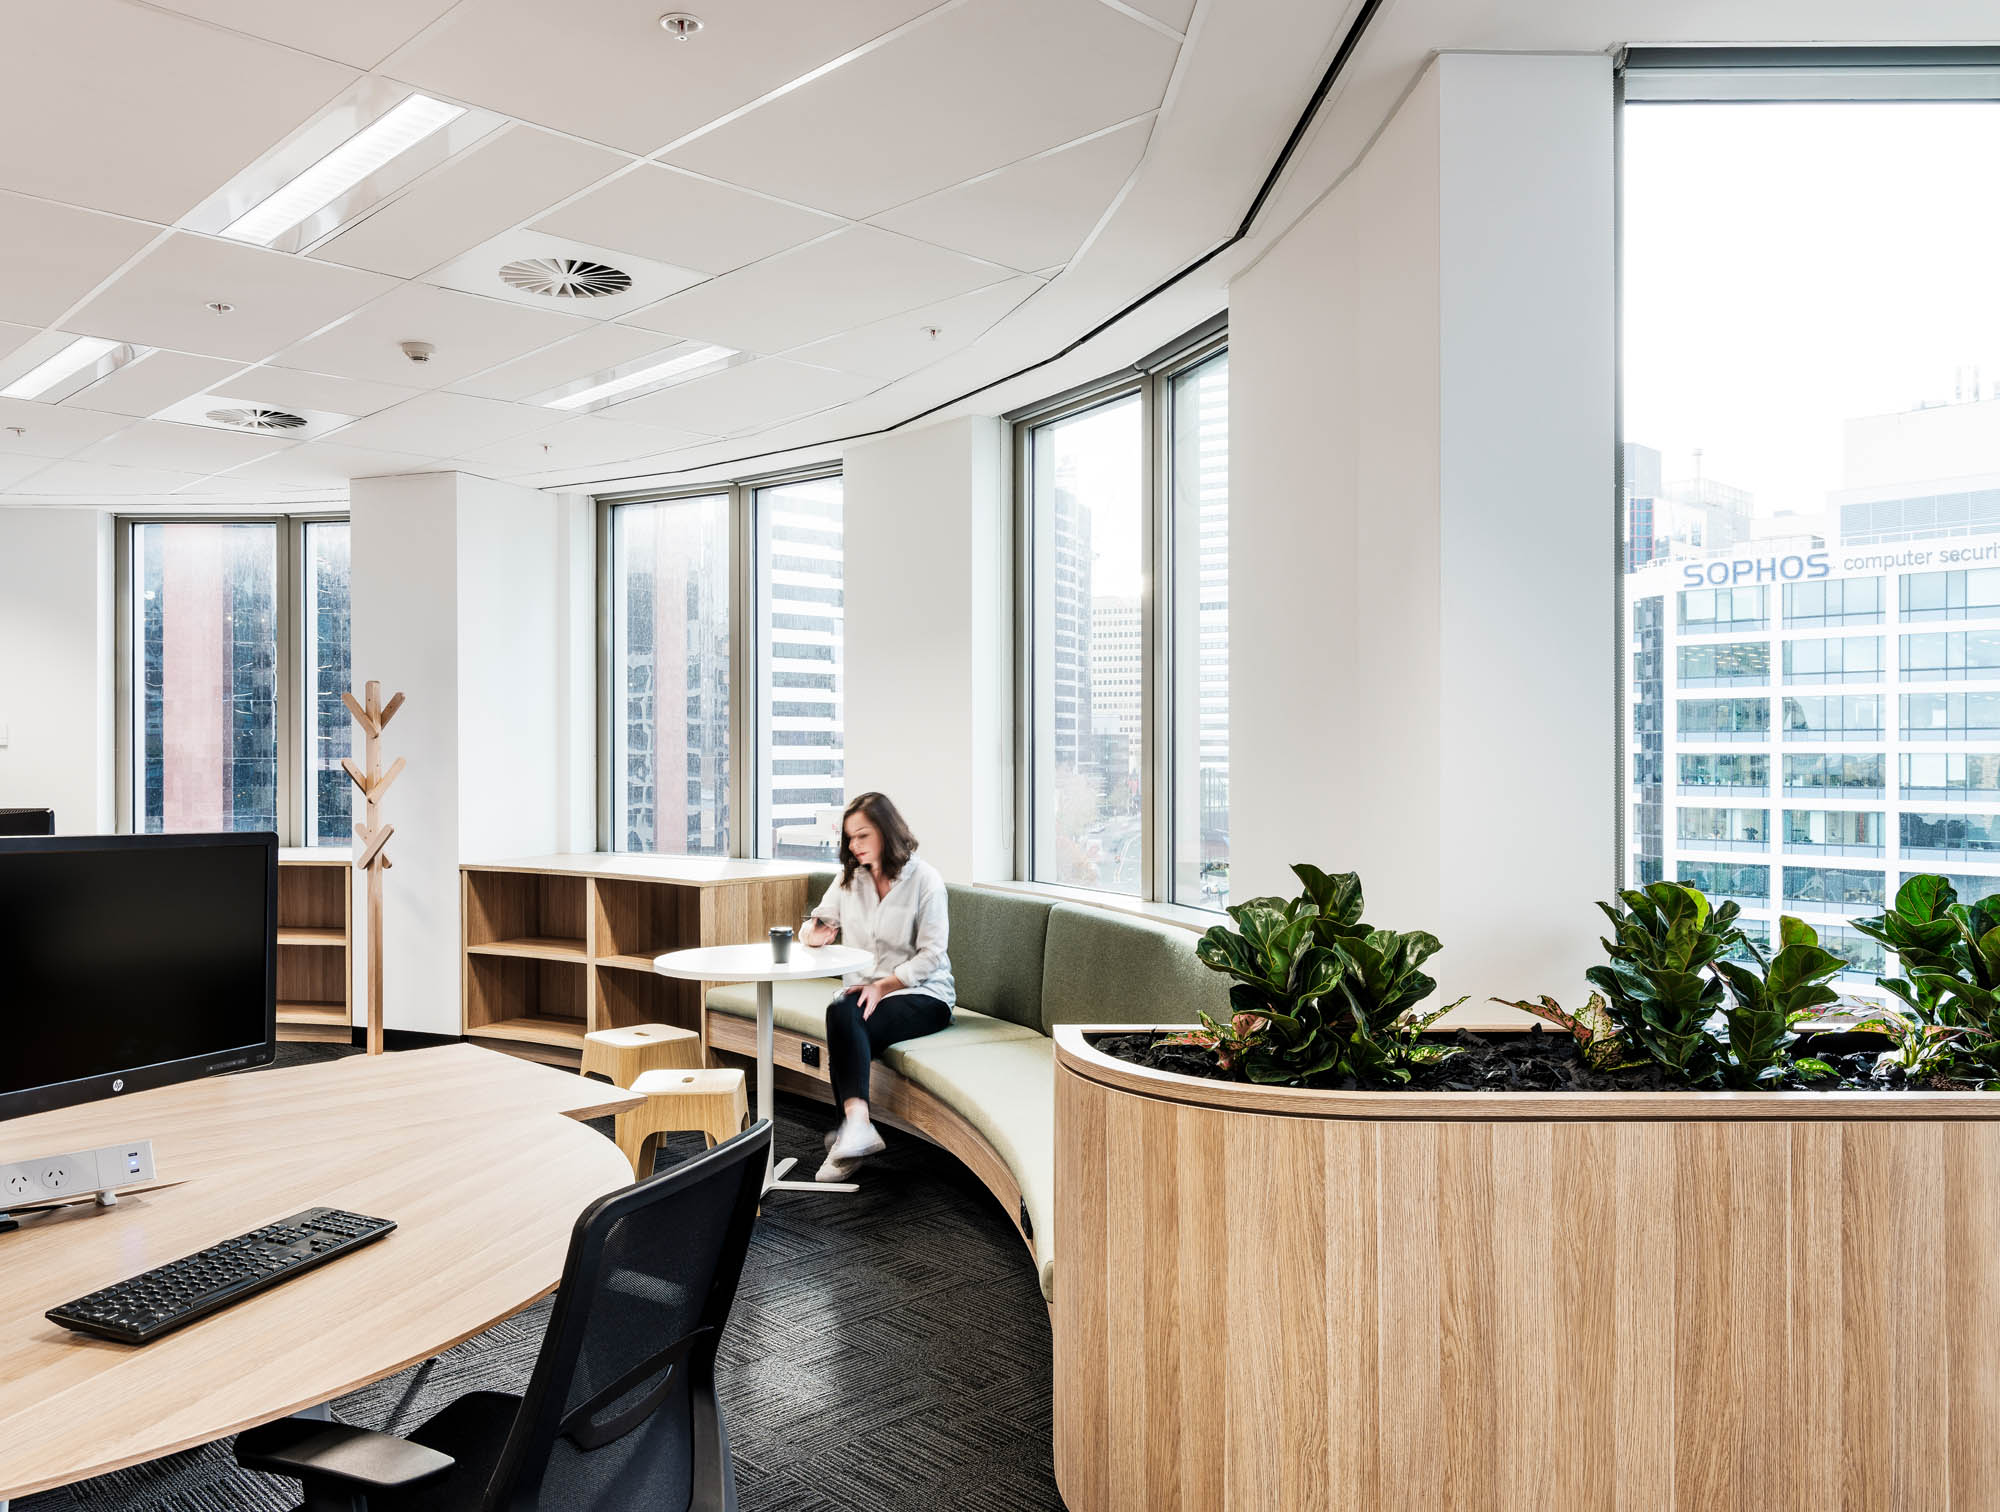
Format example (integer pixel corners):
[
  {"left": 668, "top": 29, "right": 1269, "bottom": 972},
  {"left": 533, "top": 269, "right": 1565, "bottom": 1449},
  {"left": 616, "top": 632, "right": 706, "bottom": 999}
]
[
  {"left": 39, "top": 1160, "right": 76, "bottom": 1194},
  {"left": 0, "top": 1140, "right": 154, "bottom": 1211}
]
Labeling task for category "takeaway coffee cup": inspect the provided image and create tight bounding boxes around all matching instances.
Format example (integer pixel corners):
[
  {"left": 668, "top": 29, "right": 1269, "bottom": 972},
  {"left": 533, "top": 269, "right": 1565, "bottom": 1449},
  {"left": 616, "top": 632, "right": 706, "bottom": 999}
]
[{"left": 770, "top": 926, "right": 794, "bottom": 963}]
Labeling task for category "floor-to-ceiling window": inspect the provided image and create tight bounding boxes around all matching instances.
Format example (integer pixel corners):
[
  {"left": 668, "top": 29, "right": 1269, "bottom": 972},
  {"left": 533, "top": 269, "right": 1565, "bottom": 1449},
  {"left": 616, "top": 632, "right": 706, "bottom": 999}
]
[
  {"left": 602, "top": 471, "right": 845, "bottom": 859},
  {"left": 754, "top": 475, "right": 845, "bottom": 862},
  {"left": 607, "top": 493, "right": 732, "bottom": 855},
  {"left": 123, "top": 515, "right": 349, "bottom": 846},
  {"left": 1620, "top": 56, "right": 2000, "bottom": 996},
  {"left": 1016, "top": 324, "right": 1230, "bottom": 908}
]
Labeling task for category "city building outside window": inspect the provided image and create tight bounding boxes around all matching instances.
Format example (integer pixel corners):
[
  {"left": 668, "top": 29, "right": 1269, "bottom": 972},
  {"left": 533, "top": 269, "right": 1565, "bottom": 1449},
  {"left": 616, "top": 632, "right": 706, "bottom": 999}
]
[
  {"left": 121, "top": 516, "right": 350, "bottom": 847},
  {"left": 754, "top": 476, "right": 844, "bottom": 861},
  {"left": 1017, "top": 327, "right": 1229, "bottom": 910},
  {"left": 1622, "top": 78, "right": 2000, "bottom": 990},
  {"left": 600, "top": 471, "right": 845, "bottom": 860}
]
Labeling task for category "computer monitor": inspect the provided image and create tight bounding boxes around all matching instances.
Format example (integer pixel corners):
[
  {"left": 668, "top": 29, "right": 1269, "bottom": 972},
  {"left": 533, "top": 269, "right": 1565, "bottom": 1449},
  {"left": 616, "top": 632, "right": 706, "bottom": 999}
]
[
  {"left": 0, "top": 807, "right": 54, "bottom": 836},
  {"left": 0, "top": 832, "right": 277, "bottom": 1122}
]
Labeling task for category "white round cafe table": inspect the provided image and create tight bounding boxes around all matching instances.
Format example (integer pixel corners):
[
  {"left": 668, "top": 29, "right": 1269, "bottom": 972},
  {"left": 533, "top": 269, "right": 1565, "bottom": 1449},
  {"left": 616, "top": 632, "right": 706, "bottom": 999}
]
[{"left": 653, "top": 943, "right": 871, "bottom": 1194}]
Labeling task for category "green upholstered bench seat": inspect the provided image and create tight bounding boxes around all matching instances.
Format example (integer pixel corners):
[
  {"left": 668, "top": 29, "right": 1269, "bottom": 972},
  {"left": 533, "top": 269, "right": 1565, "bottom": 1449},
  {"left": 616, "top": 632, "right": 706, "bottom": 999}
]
[{"left": 703, "top": 878, "right": 1228, "bottom": 1304}]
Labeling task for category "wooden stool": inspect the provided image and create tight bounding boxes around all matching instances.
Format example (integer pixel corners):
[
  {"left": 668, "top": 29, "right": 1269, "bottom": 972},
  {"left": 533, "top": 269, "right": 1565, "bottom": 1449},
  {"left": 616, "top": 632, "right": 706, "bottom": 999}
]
[
  {"left": 622, "top": 1067, "right": 750, "bottom": 1178},
  {"left": 580, "top": 1023, "right": 703, "bottom": 1089}
]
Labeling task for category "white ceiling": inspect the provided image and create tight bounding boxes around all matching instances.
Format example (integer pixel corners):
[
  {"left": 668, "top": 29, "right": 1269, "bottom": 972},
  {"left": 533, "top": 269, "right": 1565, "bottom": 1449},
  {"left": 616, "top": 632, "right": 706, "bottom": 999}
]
[{"left": 0, "top": 0, "right": 1374, "bottom": 505}]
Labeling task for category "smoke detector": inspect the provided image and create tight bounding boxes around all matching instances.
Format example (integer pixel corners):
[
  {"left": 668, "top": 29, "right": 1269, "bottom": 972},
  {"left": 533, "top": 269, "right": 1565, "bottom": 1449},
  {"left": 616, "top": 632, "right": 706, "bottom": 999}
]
[
  {"left": 204, "top": 407, "right": 308, "bottom": 431},
  {"left": 401, "top": 340, "right": 436, "bottom": 364},
  {"left": 499, "top": 257, "right": 634, "bottom": 300}
]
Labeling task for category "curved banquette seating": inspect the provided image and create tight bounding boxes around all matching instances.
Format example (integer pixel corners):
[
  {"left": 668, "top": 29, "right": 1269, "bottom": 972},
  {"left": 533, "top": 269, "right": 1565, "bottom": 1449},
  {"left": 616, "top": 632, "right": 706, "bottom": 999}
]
[{"left": 702, "top": 877, "right": 1228, "bottom": 1300}]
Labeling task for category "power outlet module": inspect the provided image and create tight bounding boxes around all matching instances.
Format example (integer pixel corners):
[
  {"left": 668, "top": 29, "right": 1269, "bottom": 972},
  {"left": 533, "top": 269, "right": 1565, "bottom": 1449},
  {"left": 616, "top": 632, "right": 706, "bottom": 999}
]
[{"left": 0, "top": 1140, "right": 156, "bottom": 1213}]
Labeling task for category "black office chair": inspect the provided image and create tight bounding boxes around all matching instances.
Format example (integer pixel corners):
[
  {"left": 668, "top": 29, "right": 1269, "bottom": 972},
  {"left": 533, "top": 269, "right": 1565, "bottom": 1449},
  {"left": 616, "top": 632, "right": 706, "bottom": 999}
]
[{"left": 235, "top": 1120, "right": 771, "bottom": 1511}]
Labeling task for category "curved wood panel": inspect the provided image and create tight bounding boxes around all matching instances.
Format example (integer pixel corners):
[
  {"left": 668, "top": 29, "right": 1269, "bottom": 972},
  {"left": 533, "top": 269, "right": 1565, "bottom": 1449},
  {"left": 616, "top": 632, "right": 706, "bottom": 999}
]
[
  {"left": 705, "top": 1010, "right": 1034, "bottom": 1263},
  {"left": 0, "top": 1046, "right": 640, "bottom": 1502},
  {"left": 1055, "top": 1023, "right": 2000, "bottom": 1121},
  {"left": 1053, "top": 1046, "right": 2000, "bottom": 1512}
]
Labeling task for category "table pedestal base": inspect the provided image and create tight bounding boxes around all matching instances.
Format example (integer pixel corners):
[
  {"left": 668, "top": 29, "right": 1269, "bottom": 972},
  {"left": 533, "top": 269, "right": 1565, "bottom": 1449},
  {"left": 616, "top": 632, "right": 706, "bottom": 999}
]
[{"left": 766, "top": 1154, "right": 857, "bottom": 1195}]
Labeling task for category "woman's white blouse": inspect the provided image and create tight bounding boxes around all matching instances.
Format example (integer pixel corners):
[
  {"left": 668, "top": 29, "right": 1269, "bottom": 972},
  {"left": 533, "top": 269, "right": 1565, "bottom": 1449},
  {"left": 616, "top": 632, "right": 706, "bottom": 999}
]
[{"left": 808, "top": 856, "right": 956, "bottom": 1007}]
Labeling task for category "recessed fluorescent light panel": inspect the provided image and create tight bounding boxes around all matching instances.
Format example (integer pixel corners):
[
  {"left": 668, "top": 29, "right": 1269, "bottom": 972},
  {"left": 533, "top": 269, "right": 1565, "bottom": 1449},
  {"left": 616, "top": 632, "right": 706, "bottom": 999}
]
[
  {"left": 220, "top": 94, "right": 466, "bottom": 246},
  {"left": 0, "top": 336, "right": 150, "bottom": 402},
  {"left": 536, "top": 344, "right": 741, "bottom": 412}
]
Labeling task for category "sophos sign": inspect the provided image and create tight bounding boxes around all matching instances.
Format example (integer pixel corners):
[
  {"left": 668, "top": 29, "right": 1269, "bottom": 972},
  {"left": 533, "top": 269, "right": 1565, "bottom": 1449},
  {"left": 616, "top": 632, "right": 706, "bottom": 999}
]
[{"left": 1680, "top": 552, "right": 1830, "bottom": 587}]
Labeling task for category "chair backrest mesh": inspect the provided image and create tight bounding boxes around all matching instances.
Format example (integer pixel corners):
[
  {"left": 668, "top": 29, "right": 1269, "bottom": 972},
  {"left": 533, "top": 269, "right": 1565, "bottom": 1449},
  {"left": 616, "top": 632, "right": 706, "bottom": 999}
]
[{"left": 481, "top": 1121, "right": 770, "bottom": 1511}]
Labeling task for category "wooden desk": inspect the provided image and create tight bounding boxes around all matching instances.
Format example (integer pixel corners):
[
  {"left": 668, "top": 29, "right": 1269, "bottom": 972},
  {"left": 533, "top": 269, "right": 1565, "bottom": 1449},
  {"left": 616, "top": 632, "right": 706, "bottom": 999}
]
[{"left": 0, "top": 1045, "right": 641, "bottom": 1503}]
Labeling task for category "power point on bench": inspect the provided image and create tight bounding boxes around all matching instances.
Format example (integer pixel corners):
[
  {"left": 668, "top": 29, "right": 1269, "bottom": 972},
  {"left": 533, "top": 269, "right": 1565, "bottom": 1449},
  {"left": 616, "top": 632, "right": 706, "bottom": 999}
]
[
  {"left": 799, "top": 1041, "right": 821, "bottom": 1068},
  {"left": 1018, "top": 1202, "right": 1033, "bottom": 1241}
]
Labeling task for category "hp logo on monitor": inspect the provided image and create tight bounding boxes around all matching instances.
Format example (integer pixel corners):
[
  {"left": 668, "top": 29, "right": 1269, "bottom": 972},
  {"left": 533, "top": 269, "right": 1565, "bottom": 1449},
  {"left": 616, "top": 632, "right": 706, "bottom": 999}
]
[{"left": 112, "top": 1079, "right": 124, "bottom": 1092}]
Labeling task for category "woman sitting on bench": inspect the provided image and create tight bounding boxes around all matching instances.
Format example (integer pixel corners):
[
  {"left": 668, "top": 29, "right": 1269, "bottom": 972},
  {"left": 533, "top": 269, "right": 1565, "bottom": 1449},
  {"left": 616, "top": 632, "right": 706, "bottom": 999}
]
[{"left": 800, "top": 792, "right": 955, "bottom": 1183}]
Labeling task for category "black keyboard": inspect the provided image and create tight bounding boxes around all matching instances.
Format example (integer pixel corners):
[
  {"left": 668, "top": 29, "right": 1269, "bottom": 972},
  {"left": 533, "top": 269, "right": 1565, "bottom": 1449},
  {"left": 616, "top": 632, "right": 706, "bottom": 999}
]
[{"left": 47, "top": 1207, "right": 396, "bottom": 1345}]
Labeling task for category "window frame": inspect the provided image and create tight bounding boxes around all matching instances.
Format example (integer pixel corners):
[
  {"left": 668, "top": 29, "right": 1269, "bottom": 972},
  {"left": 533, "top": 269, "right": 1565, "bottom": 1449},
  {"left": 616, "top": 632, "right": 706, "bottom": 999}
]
[
  {"left": 594, "top": 464, "right": 844, "bottom": 859},
  {"left": 113, "top": 512, "right": 349, "bottom": 847},
  {"left": 1008, "top": 317, "right": 1228, "bottom": 908}
]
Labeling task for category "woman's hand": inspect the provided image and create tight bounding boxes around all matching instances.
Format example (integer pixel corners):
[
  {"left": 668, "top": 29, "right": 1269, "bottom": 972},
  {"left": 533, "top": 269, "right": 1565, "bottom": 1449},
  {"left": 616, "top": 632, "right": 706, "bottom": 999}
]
[
  {"left": 857, "top": 977, "right": 903, "bottom": 1018},
  {"left": 801, "top": 918, "right": 837, "bottom": 948}
]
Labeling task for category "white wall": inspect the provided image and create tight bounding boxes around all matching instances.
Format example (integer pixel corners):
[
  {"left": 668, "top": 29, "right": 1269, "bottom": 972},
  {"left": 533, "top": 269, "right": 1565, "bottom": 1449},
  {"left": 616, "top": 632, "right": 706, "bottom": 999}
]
[
  {"left": 843, "top": 416, "right": 1010, "bottom": 881},
  {"left": 1229, "top": 52, "right": 1615, "bottom": 1011},
  {"left": 349, "top": 471, "right": 568, "bottom": 1037},
  {"left": 0, "top": 508, "right": 113, "bottom": 832}
]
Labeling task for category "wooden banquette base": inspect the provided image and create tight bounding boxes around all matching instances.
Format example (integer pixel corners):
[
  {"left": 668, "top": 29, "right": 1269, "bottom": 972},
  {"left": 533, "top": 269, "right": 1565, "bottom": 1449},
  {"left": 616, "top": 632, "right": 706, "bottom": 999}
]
[
  {"left": 703, "top": 1007, "right": 1035, "bottom": 1263},
  {"left": 1053, "top": 1023, "right": 2000, "bottom": 1512}
]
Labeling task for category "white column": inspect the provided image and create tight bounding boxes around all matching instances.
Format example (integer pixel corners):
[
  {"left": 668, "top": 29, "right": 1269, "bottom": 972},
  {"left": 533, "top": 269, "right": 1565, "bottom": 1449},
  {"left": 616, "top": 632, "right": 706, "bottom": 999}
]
[
  {"left": 1228, "top": 53, "right": 1615, "bottom": 1011},
  {"left": 348, "top": 472, "right": 566, "bottom": 1037},
  {"left": 0, "top": 507, "right": 114, "bottom": 831},
  {"left": 842, "top": 416, "right": 1010, "bottom": 880}
]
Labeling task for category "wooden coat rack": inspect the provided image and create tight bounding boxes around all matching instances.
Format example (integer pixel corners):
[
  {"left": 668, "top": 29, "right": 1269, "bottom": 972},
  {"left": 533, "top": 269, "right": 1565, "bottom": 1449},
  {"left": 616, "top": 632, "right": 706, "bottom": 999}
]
[{"left": 342, "top": 680, "right": 405, "bottom": 1056}]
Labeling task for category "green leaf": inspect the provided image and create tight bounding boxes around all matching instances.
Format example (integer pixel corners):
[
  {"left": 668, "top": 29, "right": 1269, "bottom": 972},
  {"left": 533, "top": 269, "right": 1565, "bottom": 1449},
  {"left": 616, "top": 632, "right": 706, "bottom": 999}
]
[
  {"left": 1897, "top": 873, "right": 1957, "bottom": 922},
  {"left": 1778, "top": 915, "right": 1818, "bottom": 951}
]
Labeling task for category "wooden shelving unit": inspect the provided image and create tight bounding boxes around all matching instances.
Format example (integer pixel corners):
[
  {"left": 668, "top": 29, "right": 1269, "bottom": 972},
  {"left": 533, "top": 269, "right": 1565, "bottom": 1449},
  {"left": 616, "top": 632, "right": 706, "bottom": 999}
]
[
  {"left": 277, "top": 850, "right": 352, "bottom": 1044},
  {"left": 460, "top": 855, "right": 818, "bottom": 1065}
]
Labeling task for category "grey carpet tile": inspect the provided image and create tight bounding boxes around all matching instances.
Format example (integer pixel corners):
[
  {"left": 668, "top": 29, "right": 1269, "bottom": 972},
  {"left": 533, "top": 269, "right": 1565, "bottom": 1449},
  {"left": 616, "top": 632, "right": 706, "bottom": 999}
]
[{"left": 19, "top": 1043, "right": 1062, "bottom": 1512}]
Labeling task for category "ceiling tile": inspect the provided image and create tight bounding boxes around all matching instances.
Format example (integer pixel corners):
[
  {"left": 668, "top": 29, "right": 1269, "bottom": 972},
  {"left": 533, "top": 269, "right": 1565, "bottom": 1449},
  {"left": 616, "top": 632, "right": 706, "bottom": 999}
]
[
  {"left": 869, "top": 119, "right": 1152, "bottom": 272},
  {"left": 448, "top": 324, "right": 692, "bottom": 403},
  {"left": 274, "top": 284, "right": 595, "bottom": 389},
  {"left": 531, "top": 165, "right": 842, "bottom": 277},
  {"left": 0, "top": 399, "right": 133, "bottom": 460},
  {"left": 13, "top": 460, "right": 207, "bottom": 496},
  {"left": 455, "top": 414, "right": 710, "bottom": 475},
  {"left": 382, "top": 0, "right": 946, "bottom": 155},
  {"left": 0, "top": 194, "right": 161, "bottom": 328},
  {"left": 67, "top": 234, "right": 397, "bottom": 362},
  {"left": 78, "top": 419, "right": 294, "bottom": 473},
  {"left": 139, "top": 0, "right": 460, "bottom": 70},
  {"left": 0, "top": 0, "right": 357, "bottom": 223},
  {"left": 324, "top": 392, "right": 562, "bottom": 456},
  {"left": 663, "top": 0, "right": 1180, "bottom": 219},
  {"left": 64, "top": 351, "right": 248, "bottom": 419},
  {"left": 208, "top": 367, "right": 421, "bottom": 418},
  {"left": 312, "top": 126, "right": 630, "bottom": 279},
  {"left": 213, "top": 442, "right": 444, "bottom": 489},
  {"left": 619, "top": 226, "right": 1009, "bottom": 355},
  {"left": 786, "top": 275, "right": 1043, "bottom": 379},
  {"left": 600, "top": 358, "right": 875, "bottom": 435},
  {"left": 0, "top": 322, "right": 37, "bottom": 367},
  {"left": 1124, "top": 0, "right": 1194, "bottom": 28},
  {"left": 0, "top": 455, "right": 57, "bottom": 491}
]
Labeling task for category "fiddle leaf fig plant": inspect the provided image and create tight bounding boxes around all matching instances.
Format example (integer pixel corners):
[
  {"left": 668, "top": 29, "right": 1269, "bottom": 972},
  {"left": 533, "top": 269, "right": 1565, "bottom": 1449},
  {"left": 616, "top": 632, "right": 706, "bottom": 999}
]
[
  {"left": 1185, "top": 865, "right": 1461, "bottom": 1086},
  {"left": 1711, "top": 915, "right": 1844, "bottom": 1087},
  {"left": 1850, "top": 875, "right": 2000, "bottom": 1080},
  {"left": 1585, "top": 882, "right": 1743, "bottom": 1086}
]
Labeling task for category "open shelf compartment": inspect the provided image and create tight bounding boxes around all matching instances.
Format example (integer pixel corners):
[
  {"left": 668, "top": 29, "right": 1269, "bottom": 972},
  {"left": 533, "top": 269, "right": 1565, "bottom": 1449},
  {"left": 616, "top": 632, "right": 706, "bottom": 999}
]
[
  {"left": 277, "top": 858, "right": 350, "bottom": 1042},
  {"left": 465, "top": 954, "right": 586, "bottom": 1052},
  {"left": 592, "top": 878, "right": 701, "bottom": 970},
  {"left": 464, "top": 869, "right": 587, "bottom": 959}
]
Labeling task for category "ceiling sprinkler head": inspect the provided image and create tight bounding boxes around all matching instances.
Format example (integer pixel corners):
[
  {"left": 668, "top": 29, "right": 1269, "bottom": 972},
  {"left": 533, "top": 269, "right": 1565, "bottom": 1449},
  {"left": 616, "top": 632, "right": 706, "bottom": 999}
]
[
  {"left": 924, "top": 326, "right": 942, "bottom": 341},
  {"left": 659, "top": 12, "right": 702, "bottom": 39},
  {"left": 207, "top": 301, "right": 234, "bottom": 314},
  {"left": 400, "top": 340, "right": 437, "bottom": 364}
]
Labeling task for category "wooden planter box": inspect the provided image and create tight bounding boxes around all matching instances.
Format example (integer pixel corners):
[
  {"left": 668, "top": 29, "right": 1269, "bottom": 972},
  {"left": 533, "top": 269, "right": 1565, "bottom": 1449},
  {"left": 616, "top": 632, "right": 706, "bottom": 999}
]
[{"left": 1053, "top": 1024, "right": 2000, "bottom": 1512}]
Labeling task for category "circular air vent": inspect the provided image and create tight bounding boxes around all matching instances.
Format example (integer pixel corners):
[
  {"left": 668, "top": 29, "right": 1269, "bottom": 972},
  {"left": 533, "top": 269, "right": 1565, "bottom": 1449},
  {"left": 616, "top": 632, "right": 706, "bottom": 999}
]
[
  {"left": 498, "top": 257, "right": 634, "bottom": 299},
  {"left": 205, "top": 407, "right": 307, "bottom": 431}
]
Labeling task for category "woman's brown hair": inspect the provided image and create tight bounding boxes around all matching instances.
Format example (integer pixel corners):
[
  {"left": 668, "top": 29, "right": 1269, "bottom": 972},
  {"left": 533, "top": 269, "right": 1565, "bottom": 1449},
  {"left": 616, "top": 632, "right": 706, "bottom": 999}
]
[{"left": 838, "top": 791, "right": 918, "bottom": 885}]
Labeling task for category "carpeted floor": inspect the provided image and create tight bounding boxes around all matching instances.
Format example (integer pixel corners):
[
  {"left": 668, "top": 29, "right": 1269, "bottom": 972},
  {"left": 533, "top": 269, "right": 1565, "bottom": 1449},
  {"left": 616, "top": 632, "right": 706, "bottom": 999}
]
[{"left": 19, "top": 1044, "right": 1064, "bottom": 1512}]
